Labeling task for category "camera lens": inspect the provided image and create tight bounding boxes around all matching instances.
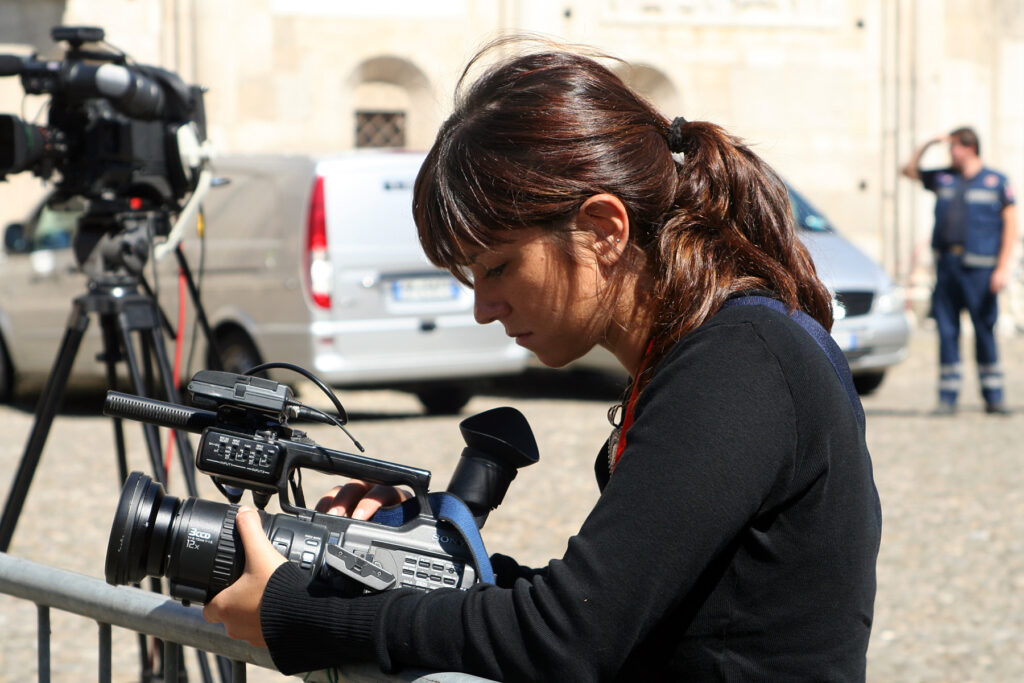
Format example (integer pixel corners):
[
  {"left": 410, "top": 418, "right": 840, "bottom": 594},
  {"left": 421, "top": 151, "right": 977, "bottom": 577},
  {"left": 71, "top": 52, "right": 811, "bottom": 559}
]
[
  {"left": 105, "top": 471, "right": 173, "bottom": 585},
  {"left": 105, "top": 471, "right": 246, "bottom": 603}
]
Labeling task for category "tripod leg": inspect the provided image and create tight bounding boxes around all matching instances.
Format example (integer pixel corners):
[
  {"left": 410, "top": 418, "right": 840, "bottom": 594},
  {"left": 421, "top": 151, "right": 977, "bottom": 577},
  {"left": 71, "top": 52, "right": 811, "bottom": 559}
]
[
  {"left": 142, "top": 326, "right": 200, "bottom": 497},
  {"left": 99, "top": 314, "right": 131, "bottom": 485},
  {"left": 113, "top": 320, "right": 168, "bottom": 485},
  {"left": 0, "top": 301, "right": 90, "bottom": 552}
]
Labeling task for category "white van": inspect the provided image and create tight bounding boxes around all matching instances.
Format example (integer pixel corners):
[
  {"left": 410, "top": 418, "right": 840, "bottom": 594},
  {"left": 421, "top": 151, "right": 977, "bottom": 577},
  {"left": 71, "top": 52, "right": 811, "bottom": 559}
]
[{"left": 0, "top": 151, "right": 529, "bottom": 413}]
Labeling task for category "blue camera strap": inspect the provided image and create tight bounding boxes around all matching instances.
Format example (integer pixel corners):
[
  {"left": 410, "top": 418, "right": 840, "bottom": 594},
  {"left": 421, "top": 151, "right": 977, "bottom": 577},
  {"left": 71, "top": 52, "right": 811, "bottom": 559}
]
[
  {"left": 721, "top": 295, "right": 865, "bottom": 432},
  {"left": 371, "top": 492, "right": 495, "bottom": 585}
]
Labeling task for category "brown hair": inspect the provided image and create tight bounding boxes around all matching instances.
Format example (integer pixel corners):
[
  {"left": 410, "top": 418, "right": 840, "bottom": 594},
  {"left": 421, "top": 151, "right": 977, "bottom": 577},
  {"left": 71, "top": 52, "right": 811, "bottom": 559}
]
[
  {"left": 414, "top": 40, "right": 833, "bottom": 368},
  {"left": 950, "top": 127, "right": 980, "bottom": 156}
]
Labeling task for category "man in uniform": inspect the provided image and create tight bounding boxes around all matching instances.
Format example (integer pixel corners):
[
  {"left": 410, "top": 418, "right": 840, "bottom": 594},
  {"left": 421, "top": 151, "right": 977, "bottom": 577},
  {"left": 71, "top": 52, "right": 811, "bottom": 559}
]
[{"left": 903, "top": 127, "right": 1017, "bottom": 415}]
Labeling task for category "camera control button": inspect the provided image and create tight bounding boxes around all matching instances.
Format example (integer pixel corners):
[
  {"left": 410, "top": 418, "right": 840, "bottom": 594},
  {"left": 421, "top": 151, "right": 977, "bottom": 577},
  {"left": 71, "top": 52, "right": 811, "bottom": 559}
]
[
  {"left": 300, "top": 549, "right": 317, "bottom": 570},
  {"left": 324, "top": 545, "right": 396, "bottom": 592},
  {"left": 271, "top": 528, "right": 293, "bottom": 556}
]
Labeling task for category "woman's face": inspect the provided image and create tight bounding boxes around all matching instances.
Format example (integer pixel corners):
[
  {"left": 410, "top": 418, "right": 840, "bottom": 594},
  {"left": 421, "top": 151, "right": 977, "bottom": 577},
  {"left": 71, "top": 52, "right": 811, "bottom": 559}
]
[{"left": 466, "top": 227, "right": 613, "bottom": 369}]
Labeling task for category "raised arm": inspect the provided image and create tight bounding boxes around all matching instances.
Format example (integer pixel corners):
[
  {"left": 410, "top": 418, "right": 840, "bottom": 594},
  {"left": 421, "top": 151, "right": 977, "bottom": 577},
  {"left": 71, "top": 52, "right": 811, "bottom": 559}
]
[{"left": 902, "top": 135, "right": 949, "bottom": 181}]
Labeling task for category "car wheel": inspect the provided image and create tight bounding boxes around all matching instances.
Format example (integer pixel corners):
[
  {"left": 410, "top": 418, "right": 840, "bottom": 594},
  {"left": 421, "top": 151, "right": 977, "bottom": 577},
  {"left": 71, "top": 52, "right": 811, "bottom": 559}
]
[
  {"left": 853, "top": 371, "right": 885, "bottom": 396},
  {"left": 415, "top": 384, "right": 472, "bottom": 415},
  {"left": 0, "top": 335, "right": 13, "bottom": 403},
  {"left": 213, "top": 330, "right": 262, "bottom": 375}
]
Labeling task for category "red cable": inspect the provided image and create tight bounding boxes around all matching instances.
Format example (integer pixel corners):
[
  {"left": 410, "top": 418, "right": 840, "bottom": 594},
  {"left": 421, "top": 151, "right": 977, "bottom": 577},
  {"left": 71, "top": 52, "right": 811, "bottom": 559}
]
[{"left": 164, "top": 263, "right": 188, "bottom": 477}]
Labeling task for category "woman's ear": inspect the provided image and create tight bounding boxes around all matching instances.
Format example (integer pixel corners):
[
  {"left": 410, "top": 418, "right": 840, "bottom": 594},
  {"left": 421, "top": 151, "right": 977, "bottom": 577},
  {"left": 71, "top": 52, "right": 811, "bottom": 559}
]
[{"left": 577, "top": 194, "right": 629, "bottom": 265}]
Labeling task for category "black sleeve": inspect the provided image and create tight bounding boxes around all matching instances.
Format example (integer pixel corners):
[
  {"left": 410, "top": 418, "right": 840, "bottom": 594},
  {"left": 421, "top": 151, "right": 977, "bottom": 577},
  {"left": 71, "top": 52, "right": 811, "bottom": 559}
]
[
  {"left": 261, "top": 561, "right": 391, "bottom": 674},
  {"left": 919, "top": 167, "right": 947, "bottom": 192},
  {"left": 261, "top": 321, "right": 798, "bottom": 680},
  {"left": 490, "top": 553, "right": 545, "bottom": 588}
]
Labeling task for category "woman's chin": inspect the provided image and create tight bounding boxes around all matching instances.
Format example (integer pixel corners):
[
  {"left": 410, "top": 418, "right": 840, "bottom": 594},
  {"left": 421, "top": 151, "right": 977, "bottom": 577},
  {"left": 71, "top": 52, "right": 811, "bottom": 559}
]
[{"left": 533, "top": 347, "right": 589, "bottom": 370}]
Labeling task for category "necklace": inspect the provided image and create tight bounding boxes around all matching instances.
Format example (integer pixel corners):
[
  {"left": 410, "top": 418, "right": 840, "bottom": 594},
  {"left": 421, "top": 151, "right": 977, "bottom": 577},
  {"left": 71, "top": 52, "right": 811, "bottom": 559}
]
[{"left": 606, "top": 338, "right": 657, "bottom": 475}]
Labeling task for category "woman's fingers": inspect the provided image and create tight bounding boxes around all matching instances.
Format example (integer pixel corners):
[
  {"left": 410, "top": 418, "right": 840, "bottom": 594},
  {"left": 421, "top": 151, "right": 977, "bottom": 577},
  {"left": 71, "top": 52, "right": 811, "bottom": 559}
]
[
  {"left": 314, "top": 480, "right": 410, "bottom": 520},
  {"left": 202, "top": 507, "right": 285, "bottom": 647},
  {"left": 315, "top": 481, "right": 371, "bottom": 516}
]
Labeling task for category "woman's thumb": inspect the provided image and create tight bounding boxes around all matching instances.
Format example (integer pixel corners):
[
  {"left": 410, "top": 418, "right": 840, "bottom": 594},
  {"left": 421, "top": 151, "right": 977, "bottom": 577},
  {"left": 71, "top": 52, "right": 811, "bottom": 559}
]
[{"left": 233, "top": 507, "right": 272, "bottom": 562}]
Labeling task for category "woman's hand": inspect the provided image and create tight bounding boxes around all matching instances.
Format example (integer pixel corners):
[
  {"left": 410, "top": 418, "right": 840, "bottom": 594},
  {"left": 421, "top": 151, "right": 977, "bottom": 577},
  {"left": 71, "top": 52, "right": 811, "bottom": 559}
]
[
  {"left": 202, "top": 507, "right": 286, "bottom": 647},
  {"left": 315, "top": 479, "right": 410, "bottom": 520}
]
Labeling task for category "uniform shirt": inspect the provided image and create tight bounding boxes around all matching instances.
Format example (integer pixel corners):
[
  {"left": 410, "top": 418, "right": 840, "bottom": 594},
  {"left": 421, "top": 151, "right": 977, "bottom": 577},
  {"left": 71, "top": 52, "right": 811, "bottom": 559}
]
[
  {"left": 260, "top": 304, "right": 882, "bottom": 682},
  {"left": 921, "top": 167, "right": 1015, "bottom": 257}
]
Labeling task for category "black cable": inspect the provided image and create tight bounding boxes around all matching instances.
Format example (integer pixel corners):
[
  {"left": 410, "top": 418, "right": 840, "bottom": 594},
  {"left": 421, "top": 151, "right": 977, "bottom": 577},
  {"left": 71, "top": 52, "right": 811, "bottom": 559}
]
[{"left": 244, "top": 361, "right": 365, "bottom": 452}]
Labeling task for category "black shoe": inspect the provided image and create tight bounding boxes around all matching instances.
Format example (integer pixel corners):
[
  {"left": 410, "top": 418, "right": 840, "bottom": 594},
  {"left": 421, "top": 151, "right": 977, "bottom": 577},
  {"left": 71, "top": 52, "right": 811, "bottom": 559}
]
[
  {"left": 931, "top": 402, "right": 957, "bottom": 417},
  {"left": 985, "top": 402, "right": 1011, "bottom": 415}
]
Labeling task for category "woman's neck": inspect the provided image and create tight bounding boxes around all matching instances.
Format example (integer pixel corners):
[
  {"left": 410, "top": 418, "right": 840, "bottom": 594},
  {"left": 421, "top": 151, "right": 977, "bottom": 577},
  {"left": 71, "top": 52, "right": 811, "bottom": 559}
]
[{"left": 602, "top": 275, "right": 658, "bottom": 377}]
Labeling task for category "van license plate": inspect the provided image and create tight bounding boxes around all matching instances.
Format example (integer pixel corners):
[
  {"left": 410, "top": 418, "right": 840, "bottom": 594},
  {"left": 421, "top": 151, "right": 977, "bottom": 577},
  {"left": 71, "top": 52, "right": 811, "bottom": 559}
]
[{"left": 391, "top": 276, "right": 460, "bottom": 303}]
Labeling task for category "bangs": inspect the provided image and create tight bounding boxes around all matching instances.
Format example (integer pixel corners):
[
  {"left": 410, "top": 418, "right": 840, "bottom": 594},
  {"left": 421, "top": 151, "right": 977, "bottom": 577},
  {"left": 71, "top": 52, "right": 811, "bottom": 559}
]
[{"left": 414, "top": 134, "right": 535, "bottom": 285}]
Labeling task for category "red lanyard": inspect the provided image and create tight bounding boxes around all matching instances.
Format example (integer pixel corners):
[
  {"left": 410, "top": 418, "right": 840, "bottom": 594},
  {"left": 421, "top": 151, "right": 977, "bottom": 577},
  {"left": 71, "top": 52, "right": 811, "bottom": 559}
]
[{"left": 609, "top": 339, "right": 656, "bottom": 475}]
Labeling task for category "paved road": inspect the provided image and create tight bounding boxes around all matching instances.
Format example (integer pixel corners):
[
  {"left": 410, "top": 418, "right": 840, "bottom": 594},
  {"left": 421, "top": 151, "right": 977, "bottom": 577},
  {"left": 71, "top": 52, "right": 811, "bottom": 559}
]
[{"left": 0, "top": 325, "right": 1021, "bottom": 681}]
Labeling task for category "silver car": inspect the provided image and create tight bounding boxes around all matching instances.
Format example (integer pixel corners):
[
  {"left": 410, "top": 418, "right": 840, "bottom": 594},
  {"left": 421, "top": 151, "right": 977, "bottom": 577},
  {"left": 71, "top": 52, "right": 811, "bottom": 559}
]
[{"left": 789, "top": 184, "right": 910, "bottom": 394}]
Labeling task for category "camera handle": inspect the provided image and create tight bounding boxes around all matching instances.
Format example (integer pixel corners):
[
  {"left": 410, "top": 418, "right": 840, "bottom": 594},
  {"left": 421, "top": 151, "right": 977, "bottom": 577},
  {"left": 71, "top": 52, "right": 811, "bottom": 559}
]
[
  {"left": 277, "top": 443, "right": 434, "bottom": 518},
  {"left": 104, "top": 390, "right": 438, "bottom": 517}
]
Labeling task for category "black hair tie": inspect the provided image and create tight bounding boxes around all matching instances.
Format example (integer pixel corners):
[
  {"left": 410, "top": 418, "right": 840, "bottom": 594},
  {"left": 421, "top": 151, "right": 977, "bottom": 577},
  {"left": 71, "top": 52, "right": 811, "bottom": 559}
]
[{"left": 667, "top": 116, "right": 688, "bottom": 153}]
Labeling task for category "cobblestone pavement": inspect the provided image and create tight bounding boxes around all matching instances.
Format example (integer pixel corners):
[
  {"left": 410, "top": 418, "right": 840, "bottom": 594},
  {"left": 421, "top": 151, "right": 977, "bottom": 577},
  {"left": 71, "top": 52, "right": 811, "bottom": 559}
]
[{"left": 0, "top": 325, "right": 1022, "bottom": 681}]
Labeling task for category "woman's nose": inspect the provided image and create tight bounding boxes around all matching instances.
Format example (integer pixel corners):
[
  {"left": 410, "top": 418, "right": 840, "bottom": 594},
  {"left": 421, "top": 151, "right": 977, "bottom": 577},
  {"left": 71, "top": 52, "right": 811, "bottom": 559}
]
[{"left": 474, "top": 293, "right": 510, "bottom": 325}]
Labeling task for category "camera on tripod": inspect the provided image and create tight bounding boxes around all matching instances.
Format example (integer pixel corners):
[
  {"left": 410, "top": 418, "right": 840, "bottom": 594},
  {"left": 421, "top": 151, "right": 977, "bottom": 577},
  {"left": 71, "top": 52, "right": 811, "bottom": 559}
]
[
  {"left": 103, "top": 369, "right": 539, "bottom": 604},
  {"left": 0, "top": 25, "right": 208, "bottom": 278}
]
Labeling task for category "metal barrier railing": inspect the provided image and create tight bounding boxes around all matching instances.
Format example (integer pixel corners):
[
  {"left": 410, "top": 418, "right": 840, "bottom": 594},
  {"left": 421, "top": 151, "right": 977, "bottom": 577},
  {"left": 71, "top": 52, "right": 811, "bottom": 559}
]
[{"left": 0, "top": 552, "right": 482, "bottom": 683}]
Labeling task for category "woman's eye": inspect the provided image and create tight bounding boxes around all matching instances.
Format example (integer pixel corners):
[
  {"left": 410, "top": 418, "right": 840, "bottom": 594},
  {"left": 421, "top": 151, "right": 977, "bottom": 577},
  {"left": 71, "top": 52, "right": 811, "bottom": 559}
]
[{"left": 484, "top": 263, "right": 506, "bottom": 278}]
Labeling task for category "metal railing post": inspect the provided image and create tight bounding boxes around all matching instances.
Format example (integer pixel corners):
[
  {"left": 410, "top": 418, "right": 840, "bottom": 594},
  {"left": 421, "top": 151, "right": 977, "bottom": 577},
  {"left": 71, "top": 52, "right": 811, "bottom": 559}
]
[
  {"left": 99, "top": 622, "right": 112, "bottom": 683},
  {"left": 37, "top": 604, "right": 50, "bottom": 683},
  {"left": 164, "top": 640, "right": 179, "bottom": 682}
]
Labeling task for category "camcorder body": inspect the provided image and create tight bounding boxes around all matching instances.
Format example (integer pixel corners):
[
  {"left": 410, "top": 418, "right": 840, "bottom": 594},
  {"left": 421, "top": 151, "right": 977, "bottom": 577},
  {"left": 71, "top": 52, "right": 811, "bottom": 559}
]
[
  {"left": 104, "top": 370, "right": 539, "bottom": 604},
  {"left": 0, "top": 25, "right": 206, "bottom": 206},
  {"left": 0, "top": 25, "right": 208, "bottom": 277}
]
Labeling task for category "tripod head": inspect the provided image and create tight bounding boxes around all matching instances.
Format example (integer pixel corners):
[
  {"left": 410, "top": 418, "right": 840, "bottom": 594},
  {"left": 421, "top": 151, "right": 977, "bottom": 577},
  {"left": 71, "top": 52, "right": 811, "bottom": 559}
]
[{"left": 71, "top": 200, "right": 171, "bottom": 284}]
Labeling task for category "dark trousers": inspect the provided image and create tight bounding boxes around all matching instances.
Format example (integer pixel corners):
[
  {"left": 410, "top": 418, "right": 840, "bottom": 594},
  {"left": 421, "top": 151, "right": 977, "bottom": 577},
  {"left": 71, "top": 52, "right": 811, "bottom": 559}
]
[{"left": 932, "top": 251, "right": 1003, "bottom": 405}]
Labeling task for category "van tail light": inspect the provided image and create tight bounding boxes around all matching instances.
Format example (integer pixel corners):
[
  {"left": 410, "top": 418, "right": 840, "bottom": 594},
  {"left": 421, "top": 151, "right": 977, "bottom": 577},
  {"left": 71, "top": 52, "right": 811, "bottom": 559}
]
[{"left": 304, "top": 175, "right": 331, "bottom": 310}]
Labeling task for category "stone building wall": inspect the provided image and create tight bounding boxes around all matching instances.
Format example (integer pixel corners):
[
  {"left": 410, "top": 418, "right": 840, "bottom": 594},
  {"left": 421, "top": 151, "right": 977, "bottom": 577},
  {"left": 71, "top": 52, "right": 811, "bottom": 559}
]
[{"left": 1, "top": 0, "right": 1021, "bottom": 283}]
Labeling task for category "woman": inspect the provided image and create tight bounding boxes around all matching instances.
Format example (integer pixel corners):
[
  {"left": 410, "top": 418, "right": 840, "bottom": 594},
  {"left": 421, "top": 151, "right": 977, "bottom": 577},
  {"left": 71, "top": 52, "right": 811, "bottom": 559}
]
[{"left": 204, "top": 40, "right": 882, "bottom": 681}]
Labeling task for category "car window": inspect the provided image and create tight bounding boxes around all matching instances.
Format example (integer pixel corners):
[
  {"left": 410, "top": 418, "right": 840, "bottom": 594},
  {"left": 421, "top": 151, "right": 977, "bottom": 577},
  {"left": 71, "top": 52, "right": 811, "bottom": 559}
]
[
  {"left": 31, "top": 197, "right": 87, "bottom": 251},
  {"left": 787, "top": 184, "right": 833, "bottom": 233}
]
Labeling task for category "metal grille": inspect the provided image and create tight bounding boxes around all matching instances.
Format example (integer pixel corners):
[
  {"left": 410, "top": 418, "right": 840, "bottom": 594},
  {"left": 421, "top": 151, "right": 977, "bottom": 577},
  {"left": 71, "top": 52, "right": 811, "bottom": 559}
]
[
  {"left": 355, "top": 110, "right": 406, "bottom": 148},
  {"left": 836, "top": 291, "right": 874, "bottom": 318}
]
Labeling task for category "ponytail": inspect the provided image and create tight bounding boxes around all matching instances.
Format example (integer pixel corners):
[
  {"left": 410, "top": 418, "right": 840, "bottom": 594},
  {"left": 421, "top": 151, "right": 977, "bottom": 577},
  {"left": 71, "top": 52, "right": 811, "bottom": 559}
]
[{"left": 642, "top": 119, "right": 833, "bottom": 364}]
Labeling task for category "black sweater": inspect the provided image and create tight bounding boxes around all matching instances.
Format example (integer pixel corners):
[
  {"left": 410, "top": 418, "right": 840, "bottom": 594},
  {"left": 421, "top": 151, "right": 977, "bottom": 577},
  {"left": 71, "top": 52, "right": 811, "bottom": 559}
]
[{"left": 260, "top": 304, "right": 882, "bottom": 681}]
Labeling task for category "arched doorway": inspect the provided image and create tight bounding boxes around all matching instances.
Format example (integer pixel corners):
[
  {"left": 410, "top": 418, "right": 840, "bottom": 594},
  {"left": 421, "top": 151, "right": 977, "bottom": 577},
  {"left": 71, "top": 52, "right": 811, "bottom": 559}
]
[{"left": 347, "top": 56, "right": 433, "bottom": 149}]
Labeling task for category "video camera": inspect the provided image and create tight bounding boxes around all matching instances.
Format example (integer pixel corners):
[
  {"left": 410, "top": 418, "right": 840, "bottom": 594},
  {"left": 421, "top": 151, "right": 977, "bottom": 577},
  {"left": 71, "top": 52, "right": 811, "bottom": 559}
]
[
  {"left": 0, "top": 25, "right": 208, "bottom": 276},
  {"left": 103, "top": 369, "right": 539, "bottom": 604}
]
